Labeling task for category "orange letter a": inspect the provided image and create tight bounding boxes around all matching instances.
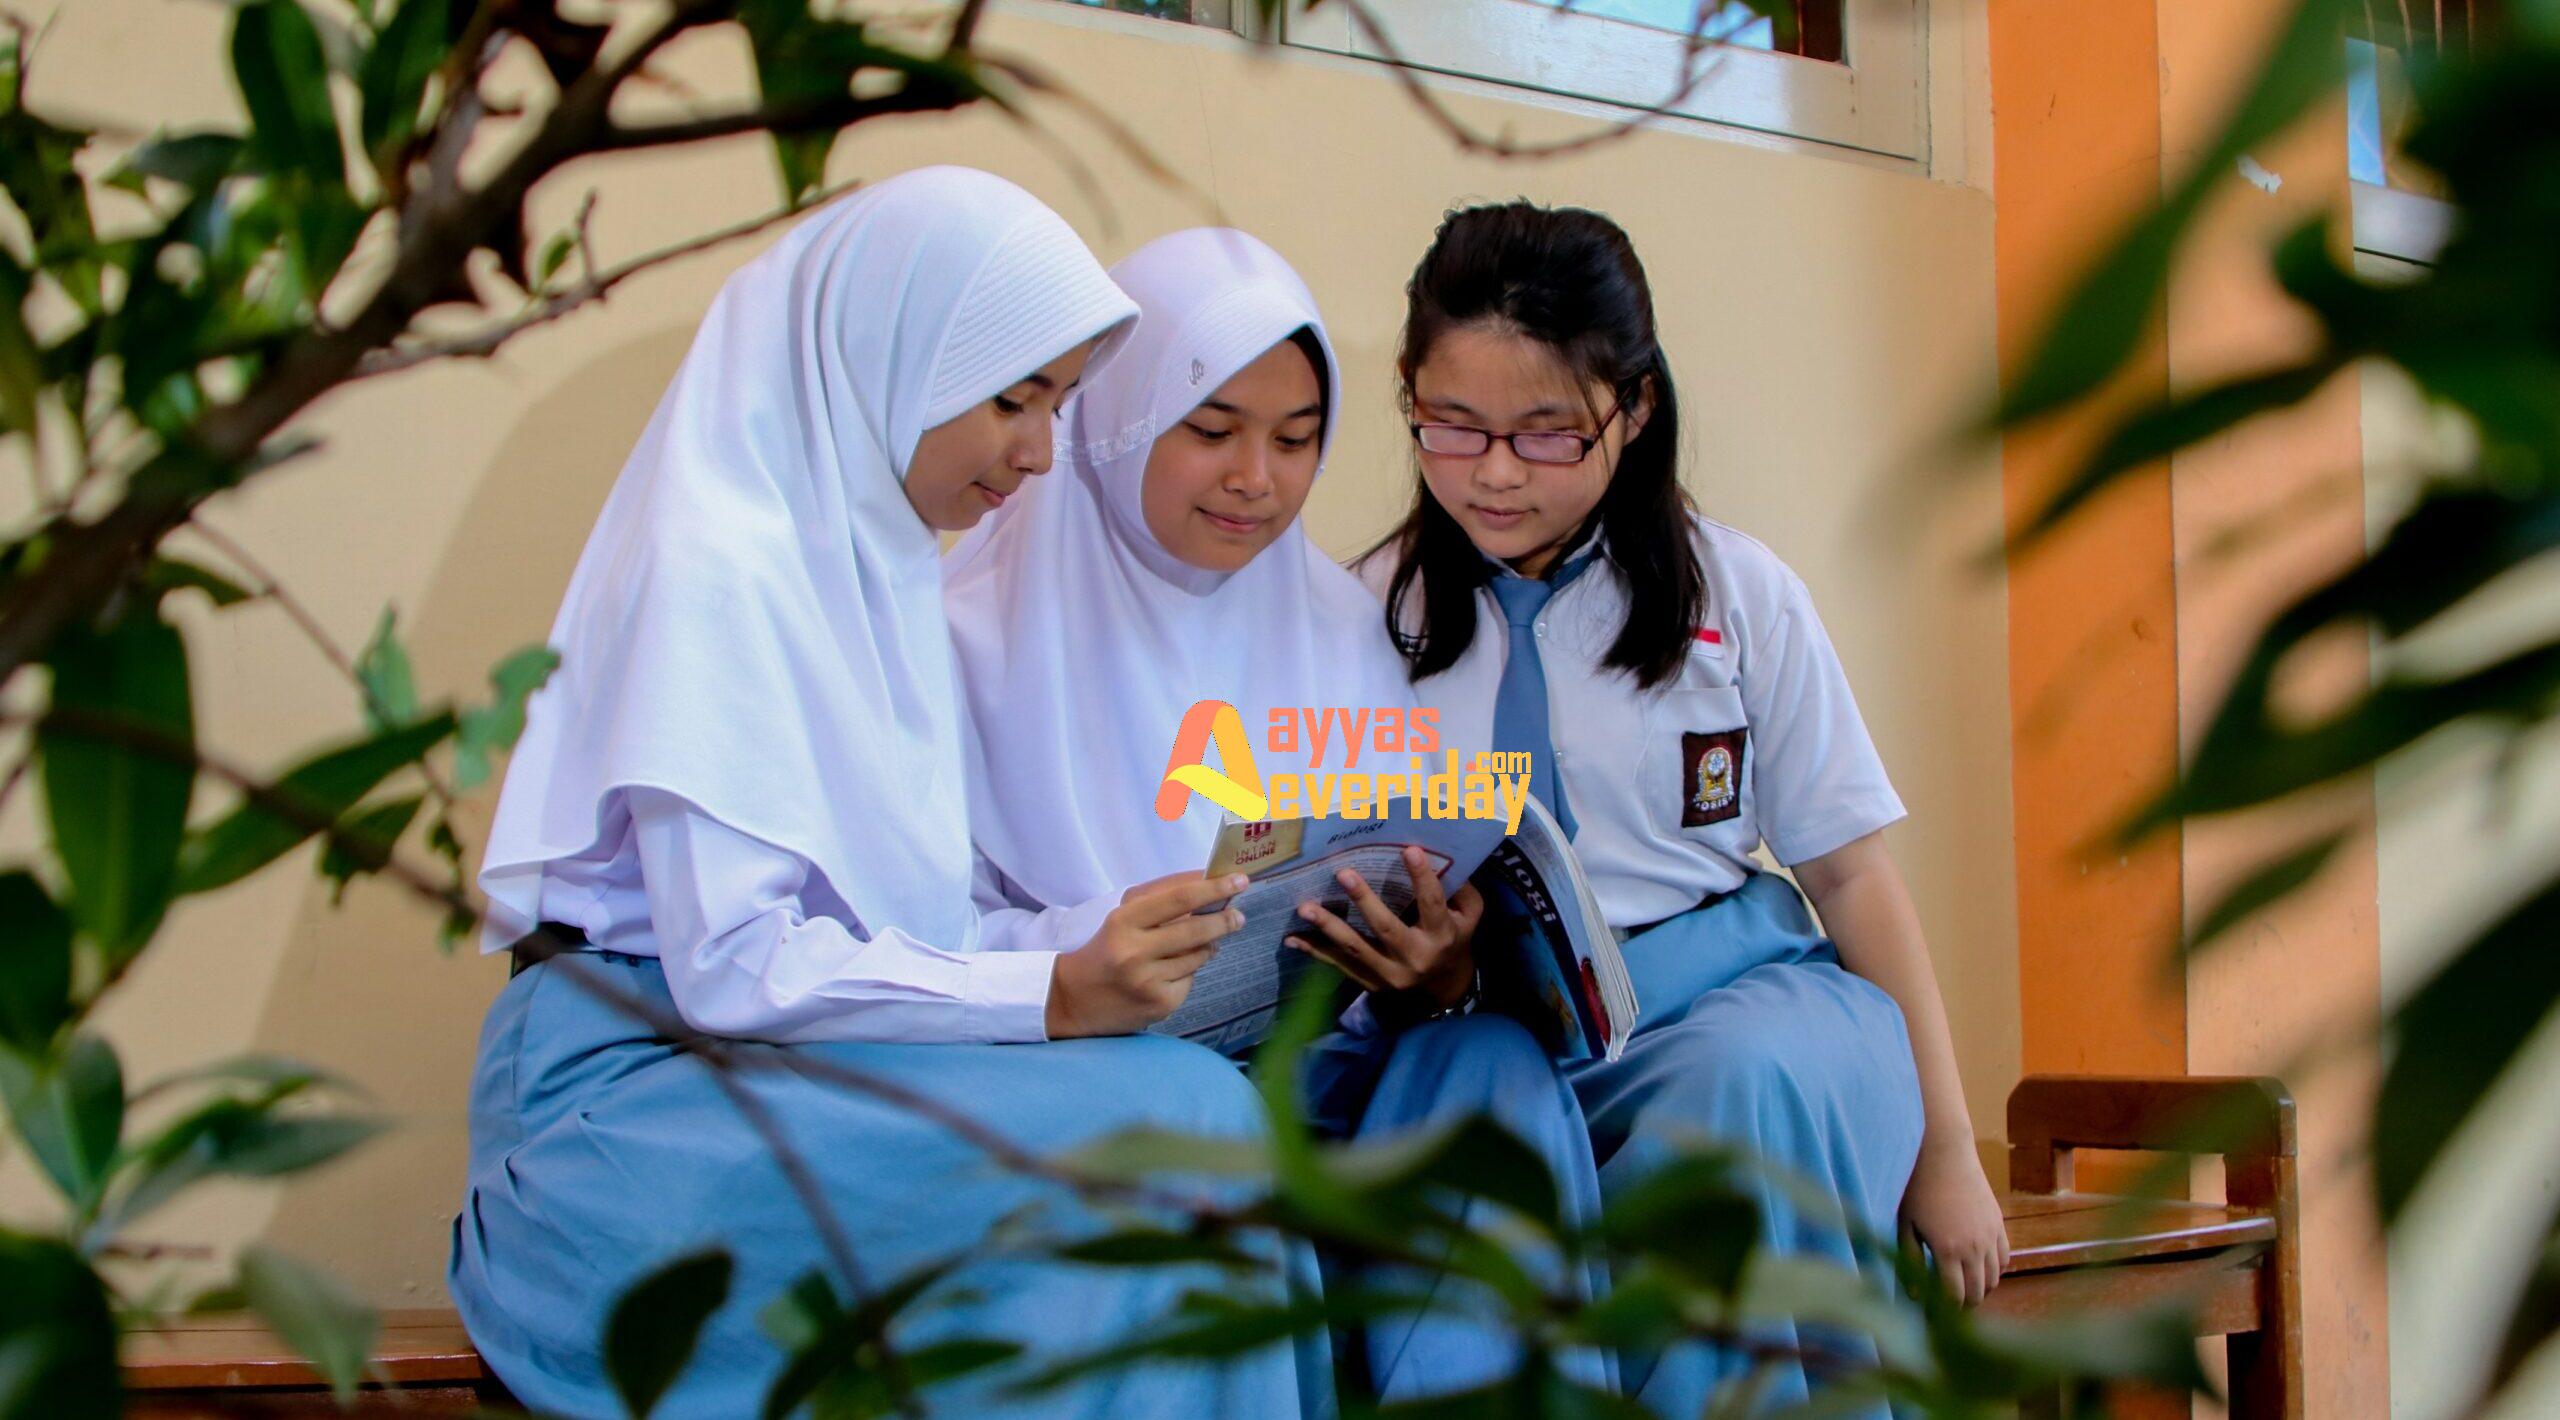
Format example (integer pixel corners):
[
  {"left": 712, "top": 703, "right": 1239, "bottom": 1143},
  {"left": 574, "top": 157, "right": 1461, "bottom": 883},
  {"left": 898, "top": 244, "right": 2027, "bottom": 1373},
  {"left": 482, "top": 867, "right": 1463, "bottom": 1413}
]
[{"left": 1157, "top": 699, "right": 1269, "bottom": 821}]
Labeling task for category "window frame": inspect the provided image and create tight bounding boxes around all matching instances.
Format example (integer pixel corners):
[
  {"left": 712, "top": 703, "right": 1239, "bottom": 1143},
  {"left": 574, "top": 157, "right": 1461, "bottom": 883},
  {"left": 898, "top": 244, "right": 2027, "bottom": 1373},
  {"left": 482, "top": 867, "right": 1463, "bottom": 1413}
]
[{"left": 1254, "top": 0, "right": 1928, "bottom": 163}]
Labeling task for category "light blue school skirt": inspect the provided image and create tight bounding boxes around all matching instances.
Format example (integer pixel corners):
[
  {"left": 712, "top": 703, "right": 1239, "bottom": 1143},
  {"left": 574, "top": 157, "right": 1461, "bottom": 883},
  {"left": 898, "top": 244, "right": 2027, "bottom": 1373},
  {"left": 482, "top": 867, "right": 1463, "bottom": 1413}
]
[
  {"left": 448, "top": 949, "right": 1331, "bottom": 1419},
  {"left": 1304, "top": 1014, "right": 1615, "bottom": 1403},
  {"left": 1565, "top": 870, "right": 1927, "bottom": 1417}
]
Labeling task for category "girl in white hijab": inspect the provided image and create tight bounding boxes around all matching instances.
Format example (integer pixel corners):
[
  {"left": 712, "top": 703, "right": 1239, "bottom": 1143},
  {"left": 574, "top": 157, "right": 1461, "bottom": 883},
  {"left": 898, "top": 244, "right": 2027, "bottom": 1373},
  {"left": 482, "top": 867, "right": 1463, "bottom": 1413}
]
[
  {"left": 453, "top": 170, "right": 1327, "bottom": 1419},
  {"left": 944, "top": 227, "right": 1609, "bottom": 1403}
]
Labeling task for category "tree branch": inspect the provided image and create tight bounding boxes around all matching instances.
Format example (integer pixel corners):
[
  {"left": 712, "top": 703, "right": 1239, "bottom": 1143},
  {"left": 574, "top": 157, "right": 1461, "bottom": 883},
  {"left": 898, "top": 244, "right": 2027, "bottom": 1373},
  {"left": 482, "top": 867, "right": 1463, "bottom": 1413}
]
[
  {"left": 182, "top": 517, "right": 460, "bottom": 811},
  {"left": 1332, "top": 0, "right": 1742, "bottom": 159},
  {"left": 0, "top": 0, "right": 957, "bottom": 693},
  {"left": 356, "top": 177, "right": 867, "bottom": 378},
  {"left": 592, "top": 78, "right": 969, "bottom": 153},
  {"left": 946, "top": 0, "right": 991, "bottom": 56}
]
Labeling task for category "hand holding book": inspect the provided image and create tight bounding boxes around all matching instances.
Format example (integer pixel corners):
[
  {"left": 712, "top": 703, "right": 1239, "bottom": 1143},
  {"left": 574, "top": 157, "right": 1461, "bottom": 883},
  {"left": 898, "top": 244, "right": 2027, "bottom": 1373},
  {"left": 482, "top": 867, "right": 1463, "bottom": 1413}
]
[{"left": 1283, "top": 845, "right": 1486, "bottom": 1011}]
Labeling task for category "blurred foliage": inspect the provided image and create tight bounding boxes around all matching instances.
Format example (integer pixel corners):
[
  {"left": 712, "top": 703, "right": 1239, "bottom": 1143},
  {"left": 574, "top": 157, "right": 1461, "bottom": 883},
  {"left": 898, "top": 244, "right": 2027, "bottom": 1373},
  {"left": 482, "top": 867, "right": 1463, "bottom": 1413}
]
[
  {"left": 1996, "top": 0, "right": 2560, "bottom": 1414},
  {"left": 0, "top": 0, "right": 2511, "bottom": 1415}
]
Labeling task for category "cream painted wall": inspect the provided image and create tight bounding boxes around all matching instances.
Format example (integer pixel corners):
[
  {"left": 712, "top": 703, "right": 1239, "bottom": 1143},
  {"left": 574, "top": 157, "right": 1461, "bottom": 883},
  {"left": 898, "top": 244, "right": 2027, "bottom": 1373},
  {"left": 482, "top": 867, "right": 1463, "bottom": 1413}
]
[
  {"left": 6, "top": 0, "right": 2011, "bottom": 1305},
  {"left": 2358, "top": 263, "right": 2560, "bottom": 1420}
]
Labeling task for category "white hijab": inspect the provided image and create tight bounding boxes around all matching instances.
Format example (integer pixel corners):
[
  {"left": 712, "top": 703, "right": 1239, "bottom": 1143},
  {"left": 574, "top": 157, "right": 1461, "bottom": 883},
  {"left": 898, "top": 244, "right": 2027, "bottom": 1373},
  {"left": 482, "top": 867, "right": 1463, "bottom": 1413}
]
[
  {"left": 944, "top": 228, "right": 1413, "bottom": 910},
  {"left": 480, "top": 167, "right": 1138, "bottom": 953}
]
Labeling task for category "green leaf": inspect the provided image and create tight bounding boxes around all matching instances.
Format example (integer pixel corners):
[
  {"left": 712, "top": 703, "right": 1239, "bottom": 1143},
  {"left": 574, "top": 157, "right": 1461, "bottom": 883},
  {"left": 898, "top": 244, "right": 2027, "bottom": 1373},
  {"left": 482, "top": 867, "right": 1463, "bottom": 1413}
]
[
  {"left": 354, "top": 606, "right": 418, "bottom": 731},
  {"left": 141, "top": 556, "right": 254, "bottom": 610},
  {"left": 238, "top": 1246, "right": 376, "bottom": 1402},
  {"left": 1995, "top": 0, "right": 2353, "bottom": 428},
  {"left": 1732, "top": 1254, "right": 1928, "bottom": 1374},
  {"left": 357, "top": 0, "right": 449, "bottom": 160},
  {"left": 758, "top": 1259, "right": 988, "bottom": 1420},
  {"left": 2491, "top": 1212, "right": 2560, "bottom": 1393},
  {"left": 735, "top": 0, "right": 905, "bottom": 206},
  {"left": 0, "top": 1033, "right": 124, "bottom": 1212},
  {"left": 0, "top": 874, "right": 74, "bottom": 1053},
  {"left": 534, "top": 229, "right": 578, "bottom": 290},
  {"left": 451, "top": 644, "right": 559, "bottom": 791},
  {"left": 2187, "top": 831, "right": 2346, "bottom": 952},
  {"left": 0, "top": 255, "right": 39, "bottom": 438},
  {"left": 2374, "top": 871, "right": 2560, "bottom": 1224},
  {"left": 0, "top": 1231, "right": 121, "bottom": 1419},
  {"left": 132, "top": 1052, "right": 361, "bottom": 1105},
  {"left": 0, "top": 52, "right": 104, "bottom": 310},
  {"left": 2014, "top": 358, "right": 2343, "bottom": 549},
  {"left": 96, "top": 1061, "right": 374, "bottom": 1238},
  {"left": 232, "top": 0, "right": 347, "bottom": 182},
  {"left": 104, "top": 130, "right": 244, "bottom": 195},
  {"left": 318, "top": 794, "right": 422, "bottom": 903},
  {"left": 1053, "top": 1126, "right": 1273, "bottom": 1183},
  {"left": 40, "top": 605, "right": 194, "bottom": 957},
  {"left": 1968, "top": 1300, "right": 2215, "bottom": 1394},
  {"left": 1323, "top": 1113, "right": 1563, "bottom": 1232},
  {"left": 1015, "top": 1286, "right": 1416, "bottom": 1395},
  {"left": 174, "top": 712, "right": 456, "bottom": 897},
  {"left": 1054, "top": 1227, "right": 1262, "bottom": 1271},
  {"left": 605, "top": 1250, "right": 733, "bottom": 1420},
  {"left": 102, "top": 1101, "right": 383, "bottom": 1239},
  {"left": 798, "top": 1339, "right": 1021, "bottom": 1419},
  {"left": 1595, "top": 1151, "right": 1760, "bottom": 1297},
  {"left": 2143, "top": 635, "right": 2560, "bottom": 833}
]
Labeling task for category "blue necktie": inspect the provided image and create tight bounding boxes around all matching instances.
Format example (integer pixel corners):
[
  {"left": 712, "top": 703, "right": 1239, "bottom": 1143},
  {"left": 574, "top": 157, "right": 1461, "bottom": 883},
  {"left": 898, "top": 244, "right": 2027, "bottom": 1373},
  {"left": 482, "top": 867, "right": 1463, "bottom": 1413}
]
[{"left": 1489, "top": 552, "right": 1597, "bottom": 841}]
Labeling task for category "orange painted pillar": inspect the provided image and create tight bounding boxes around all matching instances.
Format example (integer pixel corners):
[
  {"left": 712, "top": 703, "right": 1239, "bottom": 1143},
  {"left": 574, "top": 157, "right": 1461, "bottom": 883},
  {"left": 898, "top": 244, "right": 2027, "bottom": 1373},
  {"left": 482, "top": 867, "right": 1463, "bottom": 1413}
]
[
  {"left": 1988, "top": 1, "right": 2389, "bottom": 1415},
  {"left": 1987, "top": 0, "right": 2188, "bottom": 1088}
]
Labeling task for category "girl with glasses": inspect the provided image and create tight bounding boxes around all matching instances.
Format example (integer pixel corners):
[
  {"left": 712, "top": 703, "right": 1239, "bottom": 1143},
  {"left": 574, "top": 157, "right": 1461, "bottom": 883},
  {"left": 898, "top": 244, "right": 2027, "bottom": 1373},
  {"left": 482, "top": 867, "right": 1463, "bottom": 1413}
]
[{"left": 1360, "top": 200, "right": 2006, "bottom": 1418}]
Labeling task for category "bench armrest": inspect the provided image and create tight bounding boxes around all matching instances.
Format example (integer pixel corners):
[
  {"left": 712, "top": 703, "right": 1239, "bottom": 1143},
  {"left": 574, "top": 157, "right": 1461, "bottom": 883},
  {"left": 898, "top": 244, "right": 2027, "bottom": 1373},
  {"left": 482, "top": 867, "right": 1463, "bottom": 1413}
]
[{"left": 2007, "top": 1074, "right": 2295, "bottom": 1195}]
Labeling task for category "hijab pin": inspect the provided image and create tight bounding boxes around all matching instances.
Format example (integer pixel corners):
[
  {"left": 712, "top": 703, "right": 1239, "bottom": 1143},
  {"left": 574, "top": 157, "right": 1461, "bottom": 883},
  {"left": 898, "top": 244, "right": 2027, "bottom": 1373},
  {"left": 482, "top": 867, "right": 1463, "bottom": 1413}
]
[{"left": 1189, "top": 359, "right": 1206, "bottom": 386}]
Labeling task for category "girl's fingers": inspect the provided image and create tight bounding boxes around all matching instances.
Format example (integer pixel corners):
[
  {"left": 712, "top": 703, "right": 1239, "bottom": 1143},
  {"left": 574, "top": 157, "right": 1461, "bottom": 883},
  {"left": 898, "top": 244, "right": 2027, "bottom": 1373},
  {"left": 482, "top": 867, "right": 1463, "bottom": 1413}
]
[
  {"left": 1404, "top": 848, "right": 1452, "bottom": 928},
  {"left": 1146, "top": 907, "right": 1241, "bottom": 959},
  {"left": 1448, "top": 882, "right": 1485, "bottom": 934},
  {"left": 1121, "top": 869, "right": 1207, "bottom": 905},
  {"left": 1152, "top": 937, "right": 1220, "bottom": 985},
  {"left": 1331, "top": 871, "right": 1417, "bottom": 954},
  {"left": 1297, "top": 899, "right": 1405, "bottom": 986},
  {"left": 1127, "top": 873, "right": 1249, "bottom": 929}
]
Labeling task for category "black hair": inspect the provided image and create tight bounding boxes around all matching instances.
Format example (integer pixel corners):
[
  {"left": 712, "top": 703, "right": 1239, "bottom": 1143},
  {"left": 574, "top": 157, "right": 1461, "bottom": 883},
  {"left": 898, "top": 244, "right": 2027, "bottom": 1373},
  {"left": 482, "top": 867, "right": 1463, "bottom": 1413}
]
[
  {"left": 1285, "top": 325, "right": 1330, "bottom": 438},
  {"left": 1370, "top": 201, "right": 1704, "bottom": 690}
]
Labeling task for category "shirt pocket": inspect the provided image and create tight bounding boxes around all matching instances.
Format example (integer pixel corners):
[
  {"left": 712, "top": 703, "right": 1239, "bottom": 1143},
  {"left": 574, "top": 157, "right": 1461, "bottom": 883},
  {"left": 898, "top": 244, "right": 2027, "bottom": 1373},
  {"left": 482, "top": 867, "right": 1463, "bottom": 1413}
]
[{"left": 1636, "top": 680, "right": 1752, "bottom": 840}]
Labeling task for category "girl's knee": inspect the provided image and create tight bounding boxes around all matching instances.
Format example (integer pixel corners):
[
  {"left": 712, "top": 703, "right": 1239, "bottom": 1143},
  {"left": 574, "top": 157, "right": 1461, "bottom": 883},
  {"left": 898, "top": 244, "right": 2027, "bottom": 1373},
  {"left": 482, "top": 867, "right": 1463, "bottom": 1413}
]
[
  {"left": 1398, "top": 1014, "right": 1557, "bottom": 1092},
  {"left": 1100, "top": 1034, "right": 1268, "bottom": 1138}
]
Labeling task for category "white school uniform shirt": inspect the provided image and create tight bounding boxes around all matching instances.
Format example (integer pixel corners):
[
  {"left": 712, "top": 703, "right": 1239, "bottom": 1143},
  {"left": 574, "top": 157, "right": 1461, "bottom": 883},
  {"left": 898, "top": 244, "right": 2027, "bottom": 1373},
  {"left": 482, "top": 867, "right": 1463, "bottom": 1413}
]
[
  {"left": 476, "top": 167, "right": 1138, "bottom": 1046},
  {"left": 1360, "top": 513, "right": 1905, "bottom": 930}
]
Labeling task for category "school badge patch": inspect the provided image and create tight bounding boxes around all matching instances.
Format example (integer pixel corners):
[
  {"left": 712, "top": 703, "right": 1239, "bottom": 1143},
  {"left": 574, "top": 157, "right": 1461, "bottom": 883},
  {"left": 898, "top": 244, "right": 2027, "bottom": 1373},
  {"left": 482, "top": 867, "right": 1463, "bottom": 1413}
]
[{"left": 1681, "top": 728, "right": 1746, "bottom": 827}]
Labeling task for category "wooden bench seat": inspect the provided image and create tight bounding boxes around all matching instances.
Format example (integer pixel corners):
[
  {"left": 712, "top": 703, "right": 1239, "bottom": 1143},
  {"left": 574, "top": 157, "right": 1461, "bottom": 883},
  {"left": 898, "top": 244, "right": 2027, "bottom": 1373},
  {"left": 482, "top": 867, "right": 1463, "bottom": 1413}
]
[
  {"left": 124, "top": 1075, "right": 2302, "bottom": 1417},
  {"left": 122, "top": 1308, "right": 495, "bottom": 1417},
  {"left": 1982, "top": 1074, "right": 2304, "bottom": 1419}
]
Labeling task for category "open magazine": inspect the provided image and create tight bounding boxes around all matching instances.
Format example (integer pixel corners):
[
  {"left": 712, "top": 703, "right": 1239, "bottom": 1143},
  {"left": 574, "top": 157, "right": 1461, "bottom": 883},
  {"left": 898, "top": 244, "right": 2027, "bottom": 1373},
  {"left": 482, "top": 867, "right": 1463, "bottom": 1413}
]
[{"left": 1148, "top": 795, "right": 1638, "bottom": 1061}]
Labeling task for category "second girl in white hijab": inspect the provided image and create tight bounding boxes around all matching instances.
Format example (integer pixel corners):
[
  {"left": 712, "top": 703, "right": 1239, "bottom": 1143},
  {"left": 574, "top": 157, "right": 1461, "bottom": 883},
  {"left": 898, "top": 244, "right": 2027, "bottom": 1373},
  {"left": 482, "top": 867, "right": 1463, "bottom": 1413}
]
[{"left": 945, "top": 227, "right": 1606, "bottom": 1402}]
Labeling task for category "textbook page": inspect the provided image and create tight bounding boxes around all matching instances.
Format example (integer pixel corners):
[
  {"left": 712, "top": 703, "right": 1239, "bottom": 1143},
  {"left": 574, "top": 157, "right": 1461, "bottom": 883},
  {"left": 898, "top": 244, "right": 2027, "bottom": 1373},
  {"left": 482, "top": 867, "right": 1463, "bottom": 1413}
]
[{"left": 1150, "top": 804, "right": 1503, "bottom": 1056}]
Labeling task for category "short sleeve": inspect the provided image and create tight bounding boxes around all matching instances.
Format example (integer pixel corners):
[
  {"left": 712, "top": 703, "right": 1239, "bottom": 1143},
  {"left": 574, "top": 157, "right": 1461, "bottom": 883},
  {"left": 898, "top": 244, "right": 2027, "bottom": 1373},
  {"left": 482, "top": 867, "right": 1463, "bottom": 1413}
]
[{"left": 1739, "top": 574, "right": 1906, "bottom": 865}]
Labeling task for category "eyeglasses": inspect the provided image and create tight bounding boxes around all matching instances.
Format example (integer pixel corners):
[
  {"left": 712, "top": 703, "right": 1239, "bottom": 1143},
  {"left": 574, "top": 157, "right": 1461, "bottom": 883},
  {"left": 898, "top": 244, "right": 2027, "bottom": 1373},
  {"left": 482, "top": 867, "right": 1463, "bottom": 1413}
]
[{"left": 1408, "top": 405, "right": 1621, "bottom": 466}]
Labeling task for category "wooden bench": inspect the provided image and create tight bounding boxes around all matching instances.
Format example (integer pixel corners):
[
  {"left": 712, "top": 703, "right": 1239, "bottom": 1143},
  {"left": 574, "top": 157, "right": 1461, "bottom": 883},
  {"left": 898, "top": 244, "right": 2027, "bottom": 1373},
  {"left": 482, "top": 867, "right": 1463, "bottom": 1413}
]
[
  {"left": 122, "top": 1308, "right": 499, "bottom": 1417},
  {"left": 125, "top": 1074, "right": 2301, "bottom": 1417},
  {"left": 1983, "top": 1073, "right": 2304, "bottom": 1420}
]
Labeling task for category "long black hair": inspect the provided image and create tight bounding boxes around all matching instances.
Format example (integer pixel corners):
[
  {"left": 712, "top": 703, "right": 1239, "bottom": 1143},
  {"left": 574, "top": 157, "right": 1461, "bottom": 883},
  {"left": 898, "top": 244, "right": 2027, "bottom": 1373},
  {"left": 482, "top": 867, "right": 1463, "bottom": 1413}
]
[{"left": 1373, "top": 201, "right": 1704, "bottom": 690}]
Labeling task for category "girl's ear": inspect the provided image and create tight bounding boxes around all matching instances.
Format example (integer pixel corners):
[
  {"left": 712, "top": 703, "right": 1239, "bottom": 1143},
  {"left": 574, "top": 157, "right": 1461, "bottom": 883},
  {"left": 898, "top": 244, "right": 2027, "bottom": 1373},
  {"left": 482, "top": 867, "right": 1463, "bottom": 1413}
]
[{"left": 1625, "top": 377, "right": 1658, "bottom": 442}]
